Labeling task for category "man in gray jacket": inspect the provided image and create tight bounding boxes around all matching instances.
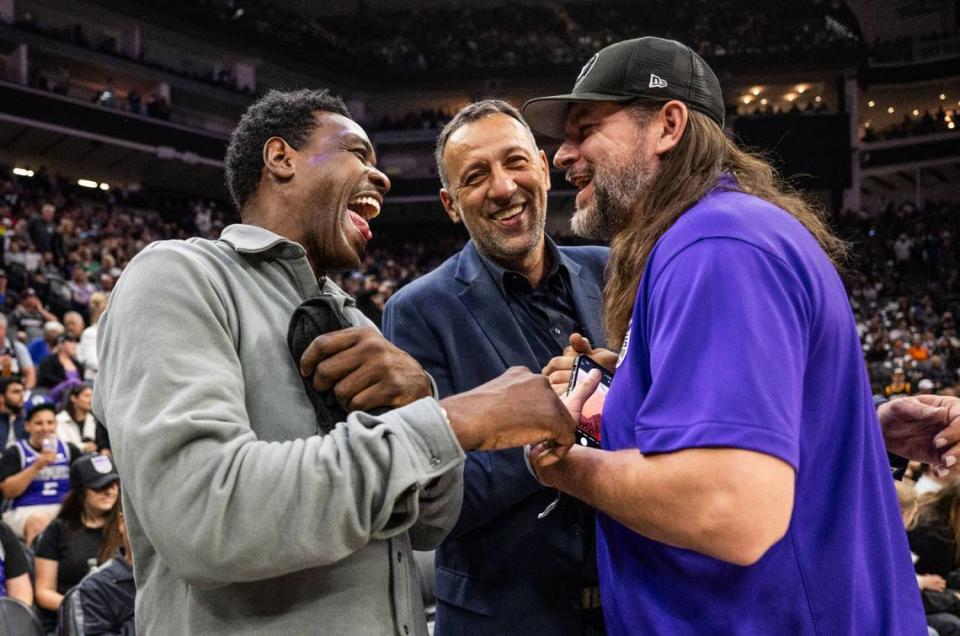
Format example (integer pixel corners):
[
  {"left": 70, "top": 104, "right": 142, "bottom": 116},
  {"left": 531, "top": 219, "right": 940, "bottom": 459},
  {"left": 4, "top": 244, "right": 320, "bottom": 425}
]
[{"left": 93, "top": 89, "right": 577, "bottom": 635}]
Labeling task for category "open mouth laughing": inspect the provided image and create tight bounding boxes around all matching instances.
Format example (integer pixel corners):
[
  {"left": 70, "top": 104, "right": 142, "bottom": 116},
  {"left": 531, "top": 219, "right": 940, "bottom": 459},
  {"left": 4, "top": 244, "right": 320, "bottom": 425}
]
[{"left": 346, "top": 192, "right": 382, "bottom": 242}]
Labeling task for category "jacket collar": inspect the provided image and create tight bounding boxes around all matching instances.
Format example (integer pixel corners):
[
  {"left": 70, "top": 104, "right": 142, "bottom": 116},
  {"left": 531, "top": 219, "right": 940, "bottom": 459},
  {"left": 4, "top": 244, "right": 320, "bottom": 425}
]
[{"left": 219, "top": 224, "right": 306, "bottom": 260}]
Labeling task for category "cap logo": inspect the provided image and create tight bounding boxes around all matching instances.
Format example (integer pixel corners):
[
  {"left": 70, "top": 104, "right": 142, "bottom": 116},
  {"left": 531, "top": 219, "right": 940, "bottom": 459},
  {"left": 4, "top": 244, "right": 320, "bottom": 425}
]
[
  {"left": 91, "top": 455, "right": 113, "bottom": 474},
  {"left": 649, "top": 74, "right": 668, "bottom": 89},
  {"left": 574, "top": 53, "right": 599, "bottom": 89}
]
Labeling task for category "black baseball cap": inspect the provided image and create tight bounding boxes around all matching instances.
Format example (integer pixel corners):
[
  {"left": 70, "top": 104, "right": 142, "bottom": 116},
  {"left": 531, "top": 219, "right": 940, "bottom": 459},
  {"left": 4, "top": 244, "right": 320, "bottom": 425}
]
[
  {"left": 523, "top": 37, "right": 725, "bottom": 139},
  {"left": 71, "top": 454, "right": 120, "bottom": 490}
]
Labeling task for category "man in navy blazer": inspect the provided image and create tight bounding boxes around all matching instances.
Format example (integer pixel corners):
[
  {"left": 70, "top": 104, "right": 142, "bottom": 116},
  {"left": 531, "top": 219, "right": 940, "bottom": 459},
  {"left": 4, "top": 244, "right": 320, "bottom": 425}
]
[{"left": 383, "top": 100, "right": 608, "bottom": 635}]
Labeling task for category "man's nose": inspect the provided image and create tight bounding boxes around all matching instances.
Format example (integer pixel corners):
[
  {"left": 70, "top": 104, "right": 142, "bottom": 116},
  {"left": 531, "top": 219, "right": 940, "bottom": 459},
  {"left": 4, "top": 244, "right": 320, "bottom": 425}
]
[
  {"left": 553, "top": 140, "right": 579, "bottom": 171},
  {"left": 368, "top": 166, "right": 391, "bottom": 195},
  {"left": 487, "top": 165, "right": 518, "bottom": 201}
]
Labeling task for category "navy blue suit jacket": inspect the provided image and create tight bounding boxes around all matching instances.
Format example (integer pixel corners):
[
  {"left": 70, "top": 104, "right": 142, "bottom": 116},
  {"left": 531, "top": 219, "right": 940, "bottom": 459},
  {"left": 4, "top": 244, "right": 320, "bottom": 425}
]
[{"left": 383, "top": 240, "right": 608, "bottom": 635}]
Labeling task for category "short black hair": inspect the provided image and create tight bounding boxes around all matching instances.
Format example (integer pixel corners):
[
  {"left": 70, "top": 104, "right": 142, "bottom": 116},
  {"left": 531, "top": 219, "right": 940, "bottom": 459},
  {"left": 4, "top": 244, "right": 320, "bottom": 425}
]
[
  {"left": 435, "top": 99, "right": 535, "bottom": 190},
  {"left": 224, "top": 89, "right": 351, "bottom": 211},
  {"left": 0, "top": 377, "right": 23, "bottom": 394}
]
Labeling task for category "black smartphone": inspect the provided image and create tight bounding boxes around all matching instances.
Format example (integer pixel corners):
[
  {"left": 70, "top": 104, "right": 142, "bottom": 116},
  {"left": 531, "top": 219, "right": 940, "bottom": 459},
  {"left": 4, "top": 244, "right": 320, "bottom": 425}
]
[{"left": 565, "top": 354, "right": 613, "bottom": 449}]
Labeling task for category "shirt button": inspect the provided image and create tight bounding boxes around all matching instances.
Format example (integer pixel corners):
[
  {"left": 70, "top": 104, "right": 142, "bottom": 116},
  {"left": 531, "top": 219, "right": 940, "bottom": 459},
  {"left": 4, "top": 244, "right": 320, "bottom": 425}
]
[
  {"left": 403, "top": 625, "right": 410, "bottom": 635},
  {"left": 552, "top": 327, "right": 562, "bottom": 336},
  {"left": 430, "top": 455, "right": 441, "bottom": 467}
]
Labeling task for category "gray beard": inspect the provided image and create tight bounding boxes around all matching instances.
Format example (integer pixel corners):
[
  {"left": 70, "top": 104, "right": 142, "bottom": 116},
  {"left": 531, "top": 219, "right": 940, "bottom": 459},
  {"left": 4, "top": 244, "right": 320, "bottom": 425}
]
[{"left": 571, "top": 155, "right": 655, "bottom": 241}]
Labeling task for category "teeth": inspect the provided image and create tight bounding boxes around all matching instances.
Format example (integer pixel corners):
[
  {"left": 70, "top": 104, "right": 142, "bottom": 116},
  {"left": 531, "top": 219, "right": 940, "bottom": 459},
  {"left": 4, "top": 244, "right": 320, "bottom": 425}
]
[
  {"left": 491, "top": 204, "right": 523, "bottom": 221},
  {"left": 348, "top": 196, "right": 381, "bottom": 218}
]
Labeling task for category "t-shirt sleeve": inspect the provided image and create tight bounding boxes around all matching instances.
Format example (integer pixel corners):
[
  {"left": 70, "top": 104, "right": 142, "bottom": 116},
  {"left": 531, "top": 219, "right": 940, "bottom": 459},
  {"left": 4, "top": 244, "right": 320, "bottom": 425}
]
[
  {"left": 14, "top": 341, "right": 33, "bottom": 370},
  {"left": 0, "top": 446, "right": 22, "bottom": 481},
  {"left": 34, "top": 518, "right": 65, "bottom": 561},
  {"left": 634, "top": 238, "right": 810, "bottom": 469},
  {"left": 0, "top": 522, "right": 29, "bottom": 578}
]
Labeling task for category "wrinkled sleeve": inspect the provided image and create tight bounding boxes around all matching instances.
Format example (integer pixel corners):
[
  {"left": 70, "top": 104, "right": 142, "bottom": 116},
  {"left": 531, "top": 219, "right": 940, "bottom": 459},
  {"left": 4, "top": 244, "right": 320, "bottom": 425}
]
[{"left": 92, "top": 244, "right": 464, "bottom": 587}]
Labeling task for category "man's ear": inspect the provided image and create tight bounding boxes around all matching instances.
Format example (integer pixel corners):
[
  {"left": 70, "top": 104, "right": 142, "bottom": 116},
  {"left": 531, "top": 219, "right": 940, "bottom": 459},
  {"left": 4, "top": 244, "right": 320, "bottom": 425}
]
[
  {"left": 439, "top": 189, "right": 461, "bottom": 224},
  {"left": 653, "top": 101, "right": 689, "bottom": 157},
  {"left": 262, "top": 137, "right": 296, "bottom": 182},
  {"left": 538, "top": 149, "right": 552, "bottom": 192}
]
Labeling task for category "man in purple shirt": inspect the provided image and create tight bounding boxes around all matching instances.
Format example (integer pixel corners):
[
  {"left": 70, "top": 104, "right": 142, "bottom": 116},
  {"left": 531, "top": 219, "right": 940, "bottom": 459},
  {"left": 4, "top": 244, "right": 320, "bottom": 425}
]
[{"left": 521, "top": 37, "right": 929, "bottom": 633}]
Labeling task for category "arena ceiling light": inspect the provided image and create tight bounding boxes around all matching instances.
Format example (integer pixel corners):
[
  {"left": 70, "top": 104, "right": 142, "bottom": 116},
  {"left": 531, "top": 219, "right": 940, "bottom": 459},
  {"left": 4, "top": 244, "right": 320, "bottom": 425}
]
[
  {"left": 867, "top": 100, "right": 876, "bottom": 108},
  {"left": 750, "top": 86, "right": 763, "bottom": 96},
  {"left": 795, "top": 85, "right": 808, "bottom": 94},
  {"left": 99, "top": 183, "right": 110, "bottom": 191},
  {"left": 77, "top": 179, "right": 99, "bottom": 189},
  {"left": 12, "top": 167, "right": 34, "bottom": 177}
]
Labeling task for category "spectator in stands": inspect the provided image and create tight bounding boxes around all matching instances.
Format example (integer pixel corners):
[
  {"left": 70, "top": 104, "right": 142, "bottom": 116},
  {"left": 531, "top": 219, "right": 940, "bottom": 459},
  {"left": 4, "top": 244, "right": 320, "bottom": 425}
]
[
  {"left": 896, "top": 481, "right": 960, "bottom": 636},
  {"left": 62, "top": 311, "right": 85, "bottom": 340},
  {"left": 27, "top": 320, "right": 64, "bottom": 366},
  {"left": 76, "top": 292, "right": 106, "bottom": 382},
  {"left": 0, "top": 520, "right": 32, "bottom": 606},
  {"left": 68, "top": 268, "right": 95, "bottom": 318},
  {"left": 0, "top": 401, "right": 80, "bottom": 545},
  {"left": 911, "top": 482, "right": 960, "bottom": 591},
  {"left": 911, "top": 334, "right": 931, "bottom": 362},
  {"left": 928, "top": 356, "right": 956, "bottom": 391},
  {"left": 35, "top": 454, "right": 120, "bottom": 632},
  {"left": 56, "top": 383, "right": 97, "bottom": 454},
  {"left": 0, "top": 314, "right": 35, "bottom": 390},
  {"left": 919, "top": 379, "right": 936, "bottom": 395},
  {"left": 887, "top": 367, "right": 913, "bottom": 398},
  {"left": 0, "top": 378, "right": 26, "bottom": 448},
  {"left": 37, "top": 335, "right": 83, "bottom": 398},
  {"left": 10, "top": 288, "right": 57, "bottom": 344},
  {"left": 63, "top": 501, "right": 135, "bottom": 635},
  {"left": 28, "top": 203, "right": 57, "bottom": 255}
]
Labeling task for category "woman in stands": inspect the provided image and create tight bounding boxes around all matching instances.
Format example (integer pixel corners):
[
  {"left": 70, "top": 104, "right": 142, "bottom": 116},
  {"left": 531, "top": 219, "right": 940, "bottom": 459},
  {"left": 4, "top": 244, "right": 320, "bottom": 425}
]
[
  {"left": 0, "top": 401, "right": 80, "bottom": 546},
  {"left": 0, "top": 520, "right": 33, "bottom": 606},
  {"left": 36, "top": 335, "right": 84, "bottom": 403},
  {"left": 910, "top": 481, "right": 960, "bottom": 584},
  {"left": 60, "top": 500, "right": 135, "bottom": 634},
  {"left": 34, "top": 454, "right": 119, "bottom": 632},
  {"left": 56, "top": 383, "right": 97, "bottom": 454}
]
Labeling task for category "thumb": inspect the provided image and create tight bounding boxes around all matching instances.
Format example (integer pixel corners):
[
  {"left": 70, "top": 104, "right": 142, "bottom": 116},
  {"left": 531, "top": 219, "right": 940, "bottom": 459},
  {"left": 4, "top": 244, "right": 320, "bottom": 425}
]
[
  {"left": 569, "top": 332, "right": 592, "bottom": 355},
  {"left": 563, "top": 369, "right": 601, "bottom": 415}
]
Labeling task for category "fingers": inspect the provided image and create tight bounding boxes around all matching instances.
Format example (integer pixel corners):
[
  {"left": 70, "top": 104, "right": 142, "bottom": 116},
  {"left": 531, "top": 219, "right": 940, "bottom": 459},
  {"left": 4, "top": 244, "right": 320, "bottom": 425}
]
[
  {"left": 298, "top": 327, "right": 371, "bottom": 376},
  {"left": 887, "top": 396, "right": 945, "bottom": 422},
  {"left": 542, "top": 354, "right": 575, "bottom": 378},
  {"left": 569, "top": 333, "right": 592, "bottom": 354}
]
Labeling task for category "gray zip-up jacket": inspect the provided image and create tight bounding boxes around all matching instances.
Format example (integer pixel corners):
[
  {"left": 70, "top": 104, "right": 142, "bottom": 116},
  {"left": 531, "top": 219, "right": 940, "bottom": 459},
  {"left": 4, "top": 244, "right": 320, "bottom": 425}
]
[{"left": 92, "top": 224, "right": 465, "bottom": 635}]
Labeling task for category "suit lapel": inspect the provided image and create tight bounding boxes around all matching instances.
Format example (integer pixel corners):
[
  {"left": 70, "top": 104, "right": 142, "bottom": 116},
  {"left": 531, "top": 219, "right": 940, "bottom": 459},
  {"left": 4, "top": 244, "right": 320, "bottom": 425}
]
[
  {"left": 559, "top": 249, "right": 606, "bottom": 347},
  {"left": 456, "top": 242, "right": 539, "bottom": 370}
]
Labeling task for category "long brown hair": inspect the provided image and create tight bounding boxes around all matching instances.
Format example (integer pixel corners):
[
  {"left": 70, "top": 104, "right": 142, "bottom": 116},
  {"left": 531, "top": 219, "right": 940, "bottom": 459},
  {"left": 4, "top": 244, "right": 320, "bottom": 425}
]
[
  {"left": 915, "top": 480, "right": 960, "bottom": 562},
  {"left": 97, "top": 498, "right": 125, "bottom": 565},
  {"left": 603, "top": 107, "right": 848, "bottom": 348}
]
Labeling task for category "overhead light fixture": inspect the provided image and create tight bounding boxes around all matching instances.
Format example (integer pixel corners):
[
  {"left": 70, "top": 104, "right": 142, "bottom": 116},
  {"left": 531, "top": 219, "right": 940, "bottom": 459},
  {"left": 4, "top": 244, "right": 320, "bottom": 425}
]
[
  {"left": 949, "top": 122, "right": 956, "bottom": 129},
  {"left": 864, "top": 121, "right": 871, "bottom": 128},
  {"left": 12, "top": 167, "right": 34, "bottom": 177},
  {"left": 887, "top": 106, "right": 895, "bottom": 114},
  {"left": 941, "top": 94, "right": 947, "bottom": 100},
  {"left": 760, "top": 98, "right": 768, "bottom": 105},
  {"left": 912, "top": 109, "right": 920, "bottom": 116},
  {"left": 99, "top": 183, "right": 110, "bottom": 191},
  {"left": 815, "top": 96, "right": 822, "bottom": 103},
  {"left": 796, "top": 84, "right": 808, "bottom": 94},
  {"left": 785, "top": 93, "right": 798, "bottom": 102},
  {"left": 742, "top": 96, "right": 753, "bottom": 104},
  {"left": 868, "top": 100, "right": 875, "bottom": 108},
  {"left": 751, "top": 86, "right": 762, "bottom": 96},
  {"left": 77, "top": 179, "right": 98, "bottom": 189}
]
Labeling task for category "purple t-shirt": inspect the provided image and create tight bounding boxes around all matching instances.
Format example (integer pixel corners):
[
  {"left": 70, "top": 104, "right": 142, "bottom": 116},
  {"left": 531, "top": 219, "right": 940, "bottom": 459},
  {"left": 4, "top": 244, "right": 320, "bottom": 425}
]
[{"left": 598, "top": 183, "right": 926, "bottom": 634}]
